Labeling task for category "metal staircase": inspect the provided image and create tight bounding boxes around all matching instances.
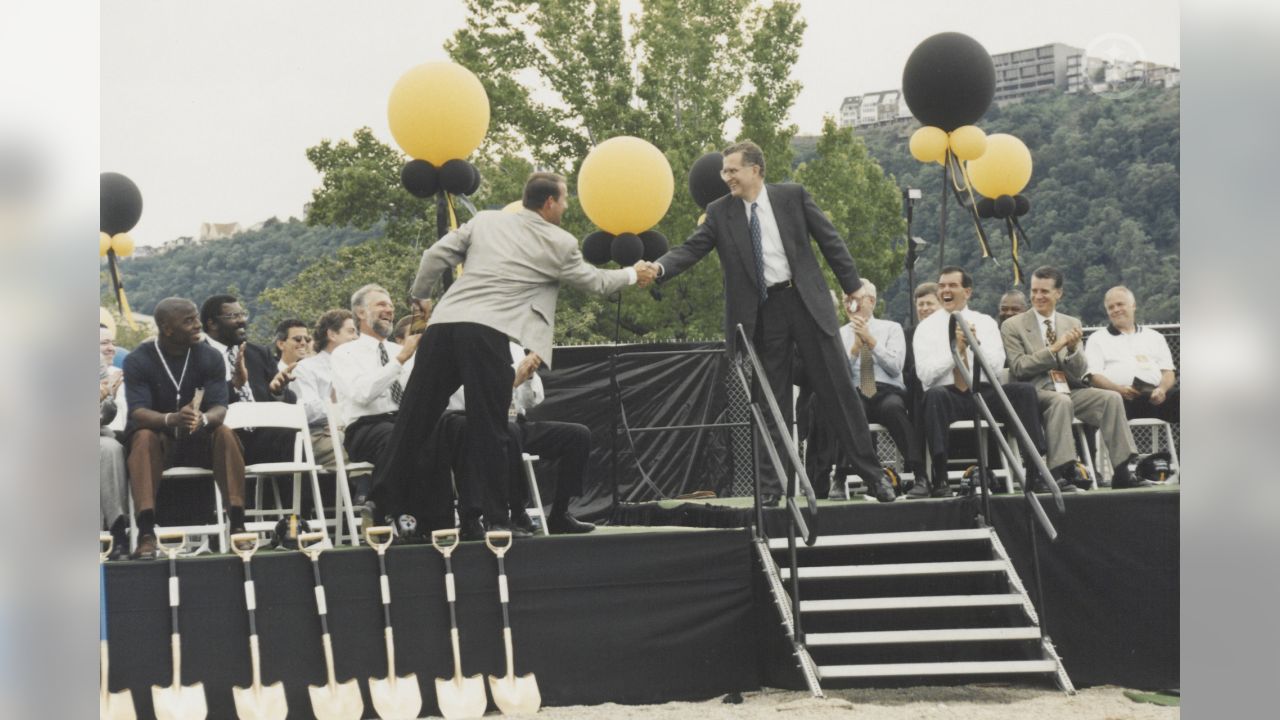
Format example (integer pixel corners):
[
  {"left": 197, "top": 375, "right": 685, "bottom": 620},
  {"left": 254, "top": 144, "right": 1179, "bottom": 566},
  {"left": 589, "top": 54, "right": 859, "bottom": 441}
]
[{"left": 761, "top": 525, "right": 1074, "bottom": 693}]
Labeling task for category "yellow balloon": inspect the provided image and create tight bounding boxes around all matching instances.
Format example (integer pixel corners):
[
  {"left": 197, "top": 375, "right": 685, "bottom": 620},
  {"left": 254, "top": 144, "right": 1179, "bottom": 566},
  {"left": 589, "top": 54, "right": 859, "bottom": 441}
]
[
  {"left": 948, "top": 125, "right": 988, "bottom": 161},
  {"left": 578, "top": 136, "right": 674, "bottom": 235},
  {"left": 99, "top": 232, "right": 111, "bottom": 256},
  {"left": 966, "top": 133, "right": 1033, "bottom": 198},
  {"left": 110, "top": 232, "right": 134, "bottom": 257},
  {"left": 502, "top": 200, "right": 523, "bottom": 213},
  {"left": 909, "top": 126, "right": 948, "bottom": 165},
  {"left": 387, "top": 62, "right": 490, "bottom": 165}
]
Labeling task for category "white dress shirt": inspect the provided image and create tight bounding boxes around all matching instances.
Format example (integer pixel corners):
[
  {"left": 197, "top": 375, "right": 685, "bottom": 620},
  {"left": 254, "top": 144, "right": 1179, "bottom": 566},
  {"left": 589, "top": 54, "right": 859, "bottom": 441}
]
[
  {"left": 330, "top": 334, "right": 415, "bottom": 426},
  {"left": 912, "top": 306, "right": 1005, "bottom": 391},
  {"left": 743, "top": 186, "right": 791, "bottom": 285},
  {"left": 840, "top": 317, "right": 906, "bottom": 390},
  {"left": 292, "top": 350, "right": 335, "bottom": 428},
  {"left": 447, "top": 342, "right": 545, "bottom": 416},
  {"left": 1085, "top": 326, "right": 1174, "bottom": 387},
  {"left": 204, "top": 336, "right": 234, "bottom": 381}
]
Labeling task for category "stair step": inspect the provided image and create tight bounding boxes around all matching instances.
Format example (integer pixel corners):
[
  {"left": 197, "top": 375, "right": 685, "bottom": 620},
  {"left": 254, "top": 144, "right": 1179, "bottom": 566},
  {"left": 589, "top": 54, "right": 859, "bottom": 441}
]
[
  {"left": 769, "top": 528, "right": 990, "bottom": 550},
  {"left": 782, "top": 560, "right": 1007, "bottom": 580},
  {"left": 820, "top": 659, "right": 1058, "bottom": 678},
  {"left": 801, "top": 594, "right": 1025, "bottom": 613},
  {"left": 808, "top": 627, "right": 1042, "bottom": 646}
]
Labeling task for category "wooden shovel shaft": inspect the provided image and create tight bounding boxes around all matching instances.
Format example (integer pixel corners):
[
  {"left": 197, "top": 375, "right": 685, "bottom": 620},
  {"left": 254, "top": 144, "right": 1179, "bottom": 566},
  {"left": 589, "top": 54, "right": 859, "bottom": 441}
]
[
  {"left": 170, "top": 633, "right": 183, "bottom": 690},
  {"left": 450, "top": 627, "right": 464, "bottom": 679},
  {"left": 249, "top": 634, "right": 263, "bottom": 690},
  {"left": 384, "top": 628, "right": 397, "bottom": 679},
  {"left": 322, "top": 633, "right": 338, "bottom": 689}
]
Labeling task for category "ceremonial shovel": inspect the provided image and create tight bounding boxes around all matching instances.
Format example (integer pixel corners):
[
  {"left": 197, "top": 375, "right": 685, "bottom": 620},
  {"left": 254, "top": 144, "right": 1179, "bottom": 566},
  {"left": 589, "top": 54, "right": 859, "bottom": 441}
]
[
  {"left": 152, "top": 532, "right": 208, "bottom": 720},
  {"left": 484, "top": 531, "right": 541, "bottom": 716},
  {"left": 229, "top": 533, "right": 288, "bottom": 720},
  {"left": 366, "top": 526, "right": 424, "bottom": 719},
  {"left": 431, "top": 529, "right": 488, "bottom": 719},
  {"left": 300, "top": 531, "right": 365, "bottom": 720},
  {"left": 100, "top": 534, "right": 137, "bottom": 720}
]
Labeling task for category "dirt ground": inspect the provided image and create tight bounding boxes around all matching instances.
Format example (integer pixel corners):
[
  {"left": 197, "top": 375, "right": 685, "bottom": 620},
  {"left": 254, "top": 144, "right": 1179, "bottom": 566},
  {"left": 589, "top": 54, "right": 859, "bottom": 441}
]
[{"left": 526, "top": 685, "right": 1180, "bottom": 719}]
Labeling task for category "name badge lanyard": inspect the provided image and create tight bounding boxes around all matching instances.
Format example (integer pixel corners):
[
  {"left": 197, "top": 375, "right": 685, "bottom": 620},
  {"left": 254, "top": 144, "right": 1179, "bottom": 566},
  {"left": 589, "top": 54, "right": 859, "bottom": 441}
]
[{"left": 153, "top": 343, "right": 192, "bottom": 407}]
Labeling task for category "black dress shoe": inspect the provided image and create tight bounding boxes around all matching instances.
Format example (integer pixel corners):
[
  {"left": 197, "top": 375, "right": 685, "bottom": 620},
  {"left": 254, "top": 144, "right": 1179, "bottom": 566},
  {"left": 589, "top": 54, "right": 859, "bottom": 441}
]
[
  {"left": 460, "top": 515, "right": 486, "bottom": 542},
  {"left": 760, "top": 493, "right": 782, "bottom": 508},
  {"left": 485, "top": 521, "right": 533, "bottom": 539},
  {"left": 510, "top": 509, "right": 537, "bottom": 535},
  {"left": 548, "top": 512, "right": 595, "bottom": 535},
  {"left": 870, "top": 474, "right": 897, "bottom": 503},
  {"left": 130, "top": 534, "right": 158, "bottom": 561}
]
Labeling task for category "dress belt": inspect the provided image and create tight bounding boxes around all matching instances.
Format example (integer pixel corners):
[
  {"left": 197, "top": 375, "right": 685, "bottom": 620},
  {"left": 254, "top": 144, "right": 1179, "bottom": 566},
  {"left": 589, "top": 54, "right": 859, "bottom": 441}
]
[{"left": 766, "top": 279, "right": 794, "bottom": 294}]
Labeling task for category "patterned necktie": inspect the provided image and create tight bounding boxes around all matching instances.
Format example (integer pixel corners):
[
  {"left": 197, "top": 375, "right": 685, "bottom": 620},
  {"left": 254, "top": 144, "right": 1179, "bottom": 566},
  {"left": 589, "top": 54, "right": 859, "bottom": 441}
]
[
  {"left": 858, "top": 343, "right": 877, "bottom": 398},
  {"left": 379, "top": 342, "right": 404, "bottom": 406},
  {"left": 748, "top": 202, "right": 768, "bottom": 304},
  {"left": 226, "top": 345, "right": 254, "bottom": 403},
  {"left": 1044, "top": 318, "right": 1057, "bottom": 346}
]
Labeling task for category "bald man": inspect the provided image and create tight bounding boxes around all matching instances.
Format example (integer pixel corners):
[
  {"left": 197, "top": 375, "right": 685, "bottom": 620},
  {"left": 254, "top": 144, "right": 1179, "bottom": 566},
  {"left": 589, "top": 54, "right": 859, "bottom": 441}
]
[{"left": 1086, "top": 286, "right": 1179, "bottom": 423}]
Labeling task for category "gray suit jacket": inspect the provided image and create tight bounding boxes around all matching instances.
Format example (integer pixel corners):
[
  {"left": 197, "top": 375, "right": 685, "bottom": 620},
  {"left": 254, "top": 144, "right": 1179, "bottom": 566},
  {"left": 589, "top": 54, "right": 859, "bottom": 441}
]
[
  {"left": 1001, "top": 310, "right": 1090, "bottom": 390},
  {"left": 654, "top": 183, "right": 862, "bottom": 339},
  {"left": 411, "top": 208, "right": 632, "bottom": 366}
]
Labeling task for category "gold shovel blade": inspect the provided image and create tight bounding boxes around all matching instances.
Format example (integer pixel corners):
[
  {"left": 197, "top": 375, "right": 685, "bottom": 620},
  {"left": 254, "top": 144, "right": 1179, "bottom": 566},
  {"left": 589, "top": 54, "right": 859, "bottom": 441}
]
[
  {"left": 100, "top": 689, "right": 137, "bottom": 720},
  {"left": 488, "top": 672, "right": 542, "bottom": 716},
  {"left": 307, "top": 678, "right": 364, "bottom": 720},
  {"left": 369, "top": 672, "right": 424, "bottom": 720},
  {"left": 231, "top": 681, "right": 289, "bottom": 720},
  {"left": 150, "top": 682, "right": 208, "bottom": 720},
  {"left": 434, "top": 673, "right": 488, "bottom": 720}
]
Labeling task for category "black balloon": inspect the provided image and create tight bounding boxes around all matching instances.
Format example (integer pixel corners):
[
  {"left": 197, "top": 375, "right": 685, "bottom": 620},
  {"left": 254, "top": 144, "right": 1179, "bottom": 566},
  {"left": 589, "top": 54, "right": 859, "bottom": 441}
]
[
  {"left": 976, "top": 197, "right": 995, "bottom": 219},
  {"left": 901, "top": 32, "right": 995, "bottom": 132},
  {"left": 611, "top": 232, "right": 644, "bottom": 266},
  {"left": 993, "top": 194, "right": 1016, "bottom": 219},
  {"left": 1014, "top": 194, "right": 1031, "bottom": 217},
  {"left": 101, "top": 172, "right": 143, "bottom": 235},
  {"left": 639, "top": 230, "right": 669, "bottom": 262},
  {"left": 401, "top": 160, "right": 439, "bottom": 198},
  {"left": 464, "top": 162, "right": 482, "bottom": 195},
  {"left": 440, "top": 159, "right": 474, "bottom": 195},
  {"left": 583, "top": 231, "right": 614, "bottom": 266},
  {"left": 688, "top": 152, "right": 730, "bottom": 209}
]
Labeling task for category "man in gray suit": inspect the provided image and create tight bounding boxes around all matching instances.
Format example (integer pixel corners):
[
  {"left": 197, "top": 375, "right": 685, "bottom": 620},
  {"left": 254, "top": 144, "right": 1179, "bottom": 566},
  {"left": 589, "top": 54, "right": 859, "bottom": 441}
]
[
  {"left": 371, "top": 172, "right": 657, "bottom": 536},
  {"left": 652, "top": 140, "right": 896, "bottom": 504},
  {"left": 1002, "top": 266, "right": 1149, "bottom": 490}
]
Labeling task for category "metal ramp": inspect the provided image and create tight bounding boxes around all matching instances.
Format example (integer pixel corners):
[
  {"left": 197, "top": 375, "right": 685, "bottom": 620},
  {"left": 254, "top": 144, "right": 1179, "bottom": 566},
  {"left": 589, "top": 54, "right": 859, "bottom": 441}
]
[{"left": 761, "top": 526, "right": 1074, "bottom": 693}]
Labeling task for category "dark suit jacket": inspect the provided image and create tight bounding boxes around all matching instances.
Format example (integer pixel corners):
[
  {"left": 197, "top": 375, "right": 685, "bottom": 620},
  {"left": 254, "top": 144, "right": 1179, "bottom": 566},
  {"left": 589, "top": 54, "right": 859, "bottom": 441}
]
[
  {"left": 655, "top": 182, "right": 862, "bottom": 339},
  {"left": 234, "top": 342, "right": 297, "bottom": 404}
]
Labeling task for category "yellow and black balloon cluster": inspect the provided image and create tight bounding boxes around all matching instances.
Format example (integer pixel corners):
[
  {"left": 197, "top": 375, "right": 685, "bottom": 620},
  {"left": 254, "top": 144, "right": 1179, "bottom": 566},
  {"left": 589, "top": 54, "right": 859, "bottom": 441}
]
[
  {"left": 578, "top": 137, "right": 673, "bottom": 267},
  {"left": 902, "top": 32, "right": 1036, "bottom": 283},
  {"left": 387, "top": 62, "right": 489, "bottom": 205},
  {"left": 100, "top": 172, "right": 142, "bottom": 326}
]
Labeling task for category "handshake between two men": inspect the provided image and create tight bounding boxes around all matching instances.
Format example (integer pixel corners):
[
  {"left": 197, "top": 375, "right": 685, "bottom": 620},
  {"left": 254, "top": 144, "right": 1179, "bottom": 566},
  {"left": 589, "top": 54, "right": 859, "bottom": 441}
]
[{"left": 633, "top": 261, "right": 660, "bottom": 289}]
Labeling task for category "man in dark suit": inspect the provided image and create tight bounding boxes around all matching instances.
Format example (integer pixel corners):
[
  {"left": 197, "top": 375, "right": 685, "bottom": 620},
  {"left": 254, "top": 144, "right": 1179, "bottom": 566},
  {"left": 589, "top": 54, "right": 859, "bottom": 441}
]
[
  {"left": 652, "top": 140, "right": 895, "bottom": 504},
  {"left": 201, "top": 294, "right": 298, "bottom": 464}
]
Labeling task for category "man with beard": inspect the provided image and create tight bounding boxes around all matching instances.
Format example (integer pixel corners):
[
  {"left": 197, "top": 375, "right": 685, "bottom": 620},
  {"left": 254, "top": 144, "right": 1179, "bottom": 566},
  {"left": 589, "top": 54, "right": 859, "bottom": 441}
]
[
  {"left": 201, "top": 295, "right": 297, "bottom": 466},
  {"left": 331, "top": 284, "right": 419, "bottom": 513},
  {"left": 124, "top": 297, "right": 241, "bottom": 558}
]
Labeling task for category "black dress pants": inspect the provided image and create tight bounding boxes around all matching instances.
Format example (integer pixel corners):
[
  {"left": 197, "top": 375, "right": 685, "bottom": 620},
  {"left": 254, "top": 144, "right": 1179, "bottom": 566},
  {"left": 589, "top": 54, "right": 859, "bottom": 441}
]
[
  {"left": 371, "top": 322, "right": 515, "bottom": 524},
  {"left": 860, "top": 383, "right": 922, "bottom": 471},
  {"left": 921, "top": 382, "right": 1045, "bottom": 485},
  {"left": 753, "top": 286, "right": 882, "bottom": 494}
]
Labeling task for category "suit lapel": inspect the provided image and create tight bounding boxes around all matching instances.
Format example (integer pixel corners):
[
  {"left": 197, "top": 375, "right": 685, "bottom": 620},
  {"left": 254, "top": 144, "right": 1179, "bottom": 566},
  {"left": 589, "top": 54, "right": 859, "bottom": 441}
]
[{"left": 724, "top": 197, "right": 764, "bottom": 290}]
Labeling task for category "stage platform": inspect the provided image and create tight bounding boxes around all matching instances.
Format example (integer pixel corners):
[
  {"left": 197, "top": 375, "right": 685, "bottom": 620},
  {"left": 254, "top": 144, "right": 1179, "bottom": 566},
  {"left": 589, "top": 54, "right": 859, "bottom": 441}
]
[{"left": 103, "top": 487, "right": 1177, "bottom": 719}]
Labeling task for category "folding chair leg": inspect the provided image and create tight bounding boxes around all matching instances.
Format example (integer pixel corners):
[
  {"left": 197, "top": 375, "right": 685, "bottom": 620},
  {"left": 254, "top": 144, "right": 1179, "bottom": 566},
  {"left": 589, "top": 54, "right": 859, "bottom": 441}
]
[{"left": 522, "top": 455, "right": 549, "bottom": 537}]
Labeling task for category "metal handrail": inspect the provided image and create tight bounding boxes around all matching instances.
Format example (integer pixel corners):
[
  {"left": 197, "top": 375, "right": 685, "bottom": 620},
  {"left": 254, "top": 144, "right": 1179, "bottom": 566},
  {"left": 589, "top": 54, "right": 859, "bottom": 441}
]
[{"left": 947, "top": 313, "right": 1063, "bottom": 539}]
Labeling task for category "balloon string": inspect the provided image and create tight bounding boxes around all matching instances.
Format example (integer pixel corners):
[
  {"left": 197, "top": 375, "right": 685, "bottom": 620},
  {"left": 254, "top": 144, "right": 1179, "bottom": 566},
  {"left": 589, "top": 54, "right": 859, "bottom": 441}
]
[
  {"left": 445, "top": 193, "right": 459, "bottom": 231},
  {"left": 1011, "top": 216, "right": 1032, "bottom": 249},
  {"left": 949, "top": 154, "right": 991, "bottom": 259},
  {"left": 1007, "top": 218, "right": 1023, "bottom": 286},
  {"left": 107, "top": 251, "right": 138, "bottom": 329}
]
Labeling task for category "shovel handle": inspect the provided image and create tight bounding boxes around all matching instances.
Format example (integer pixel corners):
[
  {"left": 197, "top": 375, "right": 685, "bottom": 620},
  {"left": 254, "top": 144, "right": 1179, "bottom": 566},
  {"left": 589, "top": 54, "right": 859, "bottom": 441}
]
[
  {"left": 230, "top": 532, "right": 260, "bottom": 561},
  {"left": 484, "top": 530, "right": 513, "bottom": 557},
  {"left": 365, "top": 525, "right": 394, "bottom": 554},
  {"left": 298, "top": 530, "right": 328, "bottom": 560},
  {"left": 431, "top": 528, "right": 460, "bottom": 557},
  {"left": 99, "top": 532, "right": 113, "bottom": 563},
  {"left": 157, "top": 531, "right": 187, "bottom": 560}
]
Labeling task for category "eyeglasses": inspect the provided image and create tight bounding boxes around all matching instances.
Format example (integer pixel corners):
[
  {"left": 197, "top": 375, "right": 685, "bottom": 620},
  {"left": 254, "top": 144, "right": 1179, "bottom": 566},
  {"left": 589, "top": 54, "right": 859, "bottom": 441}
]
[
  {"left": 218, "top": 312, "right": 249, "bottom": 321},
  {"left": 288, "top": 335, "right": 313, "bottom": 343}
]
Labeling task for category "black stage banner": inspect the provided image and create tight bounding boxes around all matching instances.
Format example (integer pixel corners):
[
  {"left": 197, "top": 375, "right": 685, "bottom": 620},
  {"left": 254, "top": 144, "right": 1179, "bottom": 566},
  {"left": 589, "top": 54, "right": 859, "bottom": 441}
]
[{"left": 105, "top": 529, "right": 759, "bottom": 720}]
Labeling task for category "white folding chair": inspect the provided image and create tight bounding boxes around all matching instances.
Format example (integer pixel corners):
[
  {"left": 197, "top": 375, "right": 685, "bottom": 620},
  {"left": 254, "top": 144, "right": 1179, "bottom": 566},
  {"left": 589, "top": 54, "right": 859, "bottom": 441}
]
[
  {"left": 521, "top": 453, "right": 550, "bottom": 536},
  {"left": 223, "top": 402, "right": 333, "bottom": 544},
  {"left": 1096, "top": 417, "right": 1180, "bottom": 483},
  {"left": 324, "top": 398, "right": 367, "bottom": 546},
  {"left": 128, "top": 465, "right": 225, "bottom": 555},
  {"left": 842, "top": 423, "right": 919, "bottom": 498}
]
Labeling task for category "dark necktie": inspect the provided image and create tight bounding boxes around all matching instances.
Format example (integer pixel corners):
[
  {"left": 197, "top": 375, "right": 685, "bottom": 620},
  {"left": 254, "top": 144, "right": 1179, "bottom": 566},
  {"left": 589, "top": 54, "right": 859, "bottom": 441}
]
[
  {"left": 748, "top": 202, "right": 768, "bottom": 304},
  {"left": 379, "top": 342, "right": 404, "bottom": 406},
  {"left": 859, "top": 344, "right": 877, "bottom": 398},
  {"left": 1044, "top": 318, "right": 1057, "bottom": 346}
]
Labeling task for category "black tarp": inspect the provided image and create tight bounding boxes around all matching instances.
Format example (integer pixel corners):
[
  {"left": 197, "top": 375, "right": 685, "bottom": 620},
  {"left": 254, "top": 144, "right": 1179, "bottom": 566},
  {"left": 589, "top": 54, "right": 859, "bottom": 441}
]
[{"left": 104, "top": 529, "right": 759, "bottom": 720}]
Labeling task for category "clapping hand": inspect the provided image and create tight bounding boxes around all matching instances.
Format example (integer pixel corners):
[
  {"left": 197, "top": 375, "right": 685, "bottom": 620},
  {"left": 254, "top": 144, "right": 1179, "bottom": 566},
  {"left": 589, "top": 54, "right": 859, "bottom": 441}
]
[
  {"left": 232, "top": 342, "right": 249, "bottom": 389},
  {"left": 514, "top": 352, "right": 542, "bottom": 388},
  {"left": 269, "top": 361, "right": 297, "bottom": 395}
]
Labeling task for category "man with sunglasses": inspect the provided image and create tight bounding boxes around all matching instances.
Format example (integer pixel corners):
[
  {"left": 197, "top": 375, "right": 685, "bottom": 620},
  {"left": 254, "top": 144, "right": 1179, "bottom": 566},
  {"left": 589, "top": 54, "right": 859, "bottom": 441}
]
[{"left": 273, "top": 318, "right": 313, "bottom": 372}]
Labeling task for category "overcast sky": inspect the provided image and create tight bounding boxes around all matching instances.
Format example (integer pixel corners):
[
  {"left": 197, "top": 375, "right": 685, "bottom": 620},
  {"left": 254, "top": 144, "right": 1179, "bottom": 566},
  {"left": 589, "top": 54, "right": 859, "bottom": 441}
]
[{"left": 101, "top": 0, "right": 1178, "bottom": 246}]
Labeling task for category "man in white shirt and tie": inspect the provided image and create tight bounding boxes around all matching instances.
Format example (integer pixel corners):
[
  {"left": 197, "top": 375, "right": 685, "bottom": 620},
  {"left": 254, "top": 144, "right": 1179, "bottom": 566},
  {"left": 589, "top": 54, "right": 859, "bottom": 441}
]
[
  {"left": 839, "top": 280, "right": 922, "bottom": 488},
  {"left": 292, "top": 309, "right": 358, "bottom": 469},
  {"left": 331, "top": 284, "right": 419, "bottom": 510},
  {"left": 912, "top": 266, "right": 1049, "bottom": 497}
]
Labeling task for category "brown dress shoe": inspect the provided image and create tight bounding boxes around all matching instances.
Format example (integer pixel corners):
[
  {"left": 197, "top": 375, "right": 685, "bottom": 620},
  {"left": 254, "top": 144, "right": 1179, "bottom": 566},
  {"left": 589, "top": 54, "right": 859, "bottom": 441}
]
[{"left": 130, "top": 534, "right": 158, "bottom": 560}]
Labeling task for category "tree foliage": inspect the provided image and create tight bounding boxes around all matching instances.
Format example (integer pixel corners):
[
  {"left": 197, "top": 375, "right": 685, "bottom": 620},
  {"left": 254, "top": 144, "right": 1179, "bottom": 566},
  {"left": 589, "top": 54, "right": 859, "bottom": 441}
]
[{"left": 861, "top": 86, "right": 1179, "bottom": 326}]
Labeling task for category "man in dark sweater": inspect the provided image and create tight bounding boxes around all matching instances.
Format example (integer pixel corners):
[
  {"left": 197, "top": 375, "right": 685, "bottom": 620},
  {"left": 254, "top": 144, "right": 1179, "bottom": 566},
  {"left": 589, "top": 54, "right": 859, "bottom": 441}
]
[{"left": 124, "top": 297, "right": 244, "bottom": 559}]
